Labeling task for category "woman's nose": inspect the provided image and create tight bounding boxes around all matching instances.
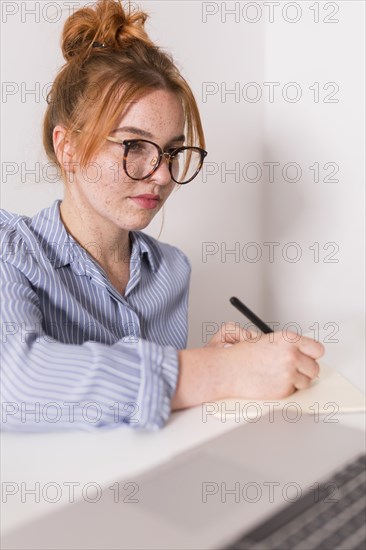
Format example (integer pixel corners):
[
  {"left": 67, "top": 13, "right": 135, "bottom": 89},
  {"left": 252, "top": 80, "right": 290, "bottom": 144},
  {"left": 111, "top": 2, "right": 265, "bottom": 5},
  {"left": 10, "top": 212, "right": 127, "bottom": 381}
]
[{"left": 149, "top": 154, "right": 172, "bottom": 186}]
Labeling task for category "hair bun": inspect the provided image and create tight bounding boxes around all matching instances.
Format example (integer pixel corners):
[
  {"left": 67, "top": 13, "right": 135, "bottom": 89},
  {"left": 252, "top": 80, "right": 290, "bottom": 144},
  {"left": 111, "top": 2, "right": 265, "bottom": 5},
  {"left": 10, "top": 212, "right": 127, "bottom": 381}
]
[{"left": 62, "top": 0, "right": 154, "bottom": 62}]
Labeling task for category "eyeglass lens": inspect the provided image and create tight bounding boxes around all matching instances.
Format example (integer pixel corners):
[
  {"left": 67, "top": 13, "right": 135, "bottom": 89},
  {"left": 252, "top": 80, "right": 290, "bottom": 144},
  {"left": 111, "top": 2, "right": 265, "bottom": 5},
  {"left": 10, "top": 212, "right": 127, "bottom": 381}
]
[{"left": 125, "top": 141, "right": 202, "bottom": 184}]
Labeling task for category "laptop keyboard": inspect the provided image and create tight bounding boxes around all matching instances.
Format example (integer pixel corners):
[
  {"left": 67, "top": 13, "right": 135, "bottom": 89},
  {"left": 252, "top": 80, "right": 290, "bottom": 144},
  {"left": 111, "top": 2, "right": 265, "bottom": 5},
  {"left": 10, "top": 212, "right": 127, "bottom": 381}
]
[{"left": 225, "top": 453, "right": 366, "bottom": 550}]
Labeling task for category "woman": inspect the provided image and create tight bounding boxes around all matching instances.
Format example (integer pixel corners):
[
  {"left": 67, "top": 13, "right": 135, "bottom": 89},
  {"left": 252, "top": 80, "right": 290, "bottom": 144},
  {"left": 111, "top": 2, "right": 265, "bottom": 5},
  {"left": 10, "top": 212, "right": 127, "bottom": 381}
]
[{"left": 0, "top": 0, "right": 324, "bottom": 431}]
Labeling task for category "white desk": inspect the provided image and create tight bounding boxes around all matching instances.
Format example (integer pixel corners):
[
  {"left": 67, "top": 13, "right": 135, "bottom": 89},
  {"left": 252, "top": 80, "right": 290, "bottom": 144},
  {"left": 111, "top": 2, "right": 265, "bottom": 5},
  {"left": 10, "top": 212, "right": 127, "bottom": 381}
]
[{"left": 1, "top": 319, "right": 365, "bottom": 537}]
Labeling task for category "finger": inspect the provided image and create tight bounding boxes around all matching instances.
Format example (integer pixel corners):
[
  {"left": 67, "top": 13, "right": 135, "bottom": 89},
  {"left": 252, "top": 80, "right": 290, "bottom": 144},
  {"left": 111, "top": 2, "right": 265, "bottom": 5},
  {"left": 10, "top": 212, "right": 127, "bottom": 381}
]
[
  {"left": 235, "top": 327, "right": 262, "bottom": 343},
  {"left": 296, "top": 335, "right": 325, "bottom": 360},
  {"left": 222, "top": 322, "right": 257, "bottom": 344},
  {"left": 293, "top": 370, "right": 314, "bottom": 391},
  {"left": 221, "top": 322, "right": 242, "bottom": 344},
  {"left": 296, "top": 355, "right": 320, "bottom": 380}
]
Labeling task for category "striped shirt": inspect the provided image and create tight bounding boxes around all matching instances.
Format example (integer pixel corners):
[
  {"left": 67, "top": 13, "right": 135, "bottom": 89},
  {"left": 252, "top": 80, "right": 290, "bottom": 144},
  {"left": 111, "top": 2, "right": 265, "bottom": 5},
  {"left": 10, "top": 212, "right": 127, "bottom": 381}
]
[{"left": 0, "top": 200, "right": 191, "bottom": 432}]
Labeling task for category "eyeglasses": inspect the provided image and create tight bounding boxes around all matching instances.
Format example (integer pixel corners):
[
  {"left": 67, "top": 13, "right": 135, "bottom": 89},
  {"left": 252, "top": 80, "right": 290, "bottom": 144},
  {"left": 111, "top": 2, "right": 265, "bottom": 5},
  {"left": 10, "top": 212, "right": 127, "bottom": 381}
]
[{"left": 106, "top": 136, "right": 208, "bottom": 184}]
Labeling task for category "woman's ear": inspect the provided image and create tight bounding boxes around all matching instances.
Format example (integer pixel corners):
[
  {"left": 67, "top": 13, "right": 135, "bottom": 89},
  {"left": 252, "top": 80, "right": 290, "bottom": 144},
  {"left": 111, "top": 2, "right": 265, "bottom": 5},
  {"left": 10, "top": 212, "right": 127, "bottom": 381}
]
[{"left": 53, "top": 125, "right": 77, "bottom": 175}]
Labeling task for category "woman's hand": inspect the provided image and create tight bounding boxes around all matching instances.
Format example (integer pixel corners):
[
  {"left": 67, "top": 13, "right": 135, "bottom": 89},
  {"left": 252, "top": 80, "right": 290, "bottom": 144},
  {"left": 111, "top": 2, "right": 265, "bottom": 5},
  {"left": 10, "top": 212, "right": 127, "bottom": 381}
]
[
  {"left": 219, "top": 331, "right": 324, "bottom": 399},
  {"left": 204, "top": 322, "right": 255, "bottom": 348},
  {"left": 172, "top": 330, "right": 325, "bottom": 409}
]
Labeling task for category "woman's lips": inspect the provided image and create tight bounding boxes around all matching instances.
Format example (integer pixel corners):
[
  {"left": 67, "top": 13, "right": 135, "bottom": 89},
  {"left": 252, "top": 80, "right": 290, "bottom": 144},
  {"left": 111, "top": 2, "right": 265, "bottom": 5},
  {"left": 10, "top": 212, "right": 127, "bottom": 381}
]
[{"left": 130, "top": 195, "right": 161, "bottom": 210}]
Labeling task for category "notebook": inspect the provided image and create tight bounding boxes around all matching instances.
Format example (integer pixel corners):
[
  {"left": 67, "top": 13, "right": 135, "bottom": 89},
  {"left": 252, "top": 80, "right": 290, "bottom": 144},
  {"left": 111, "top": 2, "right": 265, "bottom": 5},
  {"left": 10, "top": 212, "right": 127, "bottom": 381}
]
[{"left": 211, "top": 363, "right": 366, "bottom": 421}]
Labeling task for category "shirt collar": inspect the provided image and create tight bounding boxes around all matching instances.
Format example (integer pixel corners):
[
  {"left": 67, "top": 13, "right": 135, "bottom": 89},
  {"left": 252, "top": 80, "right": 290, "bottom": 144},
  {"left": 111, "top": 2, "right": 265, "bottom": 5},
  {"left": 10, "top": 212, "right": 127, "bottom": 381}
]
[{"left": 31, "top": 199, "right": 159, "bottom": 274}]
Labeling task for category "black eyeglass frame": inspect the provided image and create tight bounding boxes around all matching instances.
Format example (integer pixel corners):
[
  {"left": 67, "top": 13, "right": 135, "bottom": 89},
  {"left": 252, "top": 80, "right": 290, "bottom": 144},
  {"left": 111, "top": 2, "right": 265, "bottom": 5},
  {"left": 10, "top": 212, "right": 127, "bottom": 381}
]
[{"left": 106, "top": 136, "right": 208, "bottom": 184}]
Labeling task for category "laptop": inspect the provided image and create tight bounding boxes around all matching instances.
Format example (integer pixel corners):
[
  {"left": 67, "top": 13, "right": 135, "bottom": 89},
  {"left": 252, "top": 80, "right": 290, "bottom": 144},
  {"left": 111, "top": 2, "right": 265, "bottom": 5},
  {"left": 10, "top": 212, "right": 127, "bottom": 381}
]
[{"left": 2, "top": 411, "right": 365, "bottom": 549}]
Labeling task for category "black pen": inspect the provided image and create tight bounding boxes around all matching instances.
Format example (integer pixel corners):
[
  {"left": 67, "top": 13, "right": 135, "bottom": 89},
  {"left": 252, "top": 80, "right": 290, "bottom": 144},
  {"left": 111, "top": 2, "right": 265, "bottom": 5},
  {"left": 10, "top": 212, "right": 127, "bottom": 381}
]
[{"left": 229, "top": 296, "right": 274, "bottom": 334}]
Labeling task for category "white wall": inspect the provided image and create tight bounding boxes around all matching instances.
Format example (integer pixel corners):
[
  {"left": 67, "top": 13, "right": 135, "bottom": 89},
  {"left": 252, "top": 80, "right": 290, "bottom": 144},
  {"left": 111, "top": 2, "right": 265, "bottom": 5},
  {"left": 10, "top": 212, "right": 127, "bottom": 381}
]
[
  {"left": 1, "top": 1, "right": 364, "bottom": 349},
  {"left": 262, "top": 0, "right": 365, "bottom": 342}
]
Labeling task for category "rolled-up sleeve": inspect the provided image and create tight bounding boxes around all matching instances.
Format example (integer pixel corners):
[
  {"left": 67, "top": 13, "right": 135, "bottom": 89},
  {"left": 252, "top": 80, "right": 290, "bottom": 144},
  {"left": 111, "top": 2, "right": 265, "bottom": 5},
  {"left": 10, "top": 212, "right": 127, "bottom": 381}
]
[{"left": 1, "top": 261, "right": 179, "bottom": 432}]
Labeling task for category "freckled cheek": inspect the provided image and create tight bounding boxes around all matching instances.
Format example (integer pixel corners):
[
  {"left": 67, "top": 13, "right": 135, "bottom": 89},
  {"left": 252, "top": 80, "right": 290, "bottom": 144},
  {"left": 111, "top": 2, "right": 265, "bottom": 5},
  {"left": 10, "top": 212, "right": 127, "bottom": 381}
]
[
  {"left": 84, "top": 163, "right": 132, "bottom": 196},
  {"left": 86, "top": 153, "right": 121, "bottom": 184},
  {"left": 97, "top": 162, "right": 119, "bottom": 186}
]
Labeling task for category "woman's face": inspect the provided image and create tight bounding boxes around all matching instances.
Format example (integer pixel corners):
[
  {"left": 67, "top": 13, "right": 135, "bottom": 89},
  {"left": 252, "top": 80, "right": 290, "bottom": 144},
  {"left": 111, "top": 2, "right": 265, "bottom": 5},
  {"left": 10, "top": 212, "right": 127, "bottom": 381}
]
[{"left": 66, "top": 88, "right": 186, "bottom": 232}]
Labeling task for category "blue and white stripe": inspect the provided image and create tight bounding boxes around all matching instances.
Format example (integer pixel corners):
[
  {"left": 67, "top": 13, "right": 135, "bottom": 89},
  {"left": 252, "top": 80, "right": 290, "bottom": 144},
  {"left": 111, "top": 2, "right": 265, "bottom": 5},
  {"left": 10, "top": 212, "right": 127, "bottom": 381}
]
[{"left": 0, "top": 200, "right": 191, "bottom": 432}]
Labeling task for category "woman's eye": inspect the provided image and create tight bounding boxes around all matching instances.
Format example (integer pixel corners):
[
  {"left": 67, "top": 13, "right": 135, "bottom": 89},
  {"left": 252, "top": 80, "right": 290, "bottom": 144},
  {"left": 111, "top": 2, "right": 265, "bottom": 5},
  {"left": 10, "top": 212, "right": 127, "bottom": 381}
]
[{"left": 129, "top": 142, "right": 144, "bottom": 151}]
